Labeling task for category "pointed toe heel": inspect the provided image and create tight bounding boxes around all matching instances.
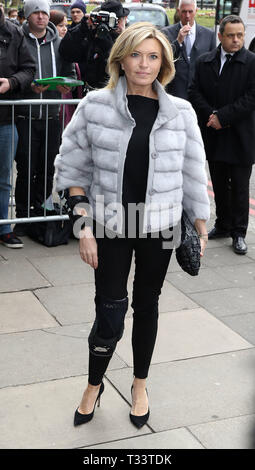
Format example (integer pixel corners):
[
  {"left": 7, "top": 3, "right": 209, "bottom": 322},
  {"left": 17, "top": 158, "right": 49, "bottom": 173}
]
[
  {"left": 74, "top": 382, "right": 104, "bottom": 426},
  {"left": 129, "top": 408, "right": 150, "bottom": 429},
  {"left": 129, "top": 385, "right": 150, "bottom": 429}
]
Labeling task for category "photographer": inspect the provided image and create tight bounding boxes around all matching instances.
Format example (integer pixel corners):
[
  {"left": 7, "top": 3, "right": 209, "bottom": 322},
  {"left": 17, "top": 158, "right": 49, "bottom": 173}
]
[{"left": 59, "top": 0, "right": 129, "bottom": 90}]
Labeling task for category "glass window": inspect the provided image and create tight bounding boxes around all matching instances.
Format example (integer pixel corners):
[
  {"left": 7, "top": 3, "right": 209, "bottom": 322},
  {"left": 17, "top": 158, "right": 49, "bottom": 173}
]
[
  {"left": 127, "top": 9, "right": 167, "bottom": 28},
  {"left": 216, "top": 0, "right": 242, "bottom": 23}
]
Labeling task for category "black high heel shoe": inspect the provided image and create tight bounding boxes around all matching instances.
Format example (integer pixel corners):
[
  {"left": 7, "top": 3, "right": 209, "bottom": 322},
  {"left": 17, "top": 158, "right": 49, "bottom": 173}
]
[
  {"left": 74, "top": 382, "right": 104, "bottom": 426},
  {"left": 129, "top": 385, "right": 150, "bottom": 429}
]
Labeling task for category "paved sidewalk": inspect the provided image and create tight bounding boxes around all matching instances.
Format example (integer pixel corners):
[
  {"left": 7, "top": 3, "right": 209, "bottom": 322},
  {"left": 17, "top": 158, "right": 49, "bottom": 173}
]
[{"left": 0, "top": 215, "right": 255, "bottom": 449}]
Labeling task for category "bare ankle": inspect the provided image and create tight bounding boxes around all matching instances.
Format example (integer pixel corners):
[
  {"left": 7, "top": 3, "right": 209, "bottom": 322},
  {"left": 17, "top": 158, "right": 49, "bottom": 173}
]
[
  {"left": 133, "top": 377, "right": 147, "bottom": 389},
  {"left": 87, "top": 383, "right": 101, "bottom": 391}
]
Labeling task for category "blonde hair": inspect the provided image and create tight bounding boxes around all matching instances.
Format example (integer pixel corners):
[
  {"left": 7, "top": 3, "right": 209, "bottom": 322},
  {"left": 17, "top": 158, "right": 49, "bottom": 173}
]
[{"left": 106, "top": 22, "right": 175, "bottom": 89}]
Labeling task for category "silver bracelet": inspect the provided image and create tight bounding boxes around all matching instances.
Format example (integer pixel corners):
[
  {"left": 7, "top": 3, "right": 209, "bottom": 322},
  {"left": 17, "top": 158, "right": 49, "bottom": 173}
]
[{"left": 198, "top": 233, "right": 208, "bottom": 240}]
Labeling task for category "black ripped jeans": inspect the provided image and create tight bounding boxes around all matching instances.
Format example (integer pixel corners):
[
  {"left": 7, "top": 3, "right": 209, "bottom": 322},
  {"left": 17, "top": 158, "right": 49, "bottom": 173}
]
[{"left": 88, "top": 234, "right": 172, "bottom": 385}]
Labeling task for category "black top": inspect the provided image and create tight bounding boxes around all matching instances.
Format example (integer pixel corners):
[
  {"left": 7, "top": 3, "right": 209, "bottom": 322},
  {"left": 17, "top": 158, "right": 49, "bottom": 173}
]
[
  {"left": 122, "top": 95, "right": 159, "bottom": 206},
  {"left": 122, "top": 94, "right": 159, "bottom": 236}
]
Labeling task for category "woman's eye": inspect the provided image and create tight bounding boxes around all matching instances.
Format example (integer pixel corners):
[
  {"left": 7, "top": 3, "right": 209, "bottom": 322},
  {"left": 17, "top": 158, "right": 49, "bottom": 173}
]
[
  {"left": 150, "top": 55, "right": 158, "bottom": 60},
  {"left": 131, "top": 52, "right": 139, "bottom": 57}
]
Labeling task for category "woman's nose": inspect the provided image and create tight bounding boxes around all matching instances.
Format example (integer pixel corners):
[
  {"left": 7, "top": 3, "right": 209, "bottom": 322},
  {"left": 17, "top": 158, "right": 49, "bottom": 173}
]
[{"left": 140, "top": 56, "right": 148, "bottom": 67}]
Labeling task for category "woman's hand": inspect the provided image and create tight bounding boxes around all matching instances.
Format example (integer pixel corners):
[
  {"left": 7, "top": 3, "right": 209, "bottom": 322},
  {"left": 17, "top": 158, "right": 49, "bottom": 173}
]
[
  {"left": 199, "top": 237, "right": 208, "bottom": 257},
  {"left": 67, "top": 187, "right": 97, "bottom": 267},
  {"left": 79, "top": 227, "right": 98, "bottom": 269},
  {"left": 194, "top": 219, "right": 208, "bottom": 257}
]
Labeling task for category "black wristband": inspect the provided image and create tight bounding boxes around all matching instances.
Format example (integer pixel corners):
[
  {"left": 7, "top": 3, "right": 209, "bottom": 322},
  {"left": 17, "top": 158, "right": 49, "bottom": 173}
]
[{"left": 66, "top": 194, "right": 90, "bottom": 211}]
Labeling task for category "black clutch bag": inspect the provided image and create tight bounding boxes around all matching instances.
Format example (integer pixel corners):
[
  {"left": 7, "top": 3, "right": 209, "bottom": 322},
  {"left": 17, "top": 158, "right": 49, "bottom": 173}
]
[{"left": 175, "top": 210, "right": 201, "bottom": 276}]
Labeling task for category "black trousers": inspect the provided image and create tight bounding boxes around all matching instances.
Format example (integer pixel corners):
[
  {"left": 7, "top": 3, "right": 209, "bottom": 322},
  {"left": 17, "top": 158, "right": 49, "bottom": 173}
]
[
  {"left": 209, "top": 161, "right": 252, "bottom": 238},
  {"left": 15, "top": 118, "right": 61, "bottom": 217},
  {"left": 88, "top": 234, "right": 172, "bottom": 385}
]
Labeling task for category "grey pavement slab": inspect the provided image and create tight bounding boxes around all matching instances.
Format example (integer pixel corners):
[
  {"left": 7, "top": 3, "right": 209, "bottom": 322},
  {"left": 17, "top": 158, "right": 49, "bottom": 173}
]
[
  {"left": 190, "top": 286, "right": 255, "bottom": 319},
  {"left": 166, "top": 268, "right": 233, "bottom": 294},
  {"left": 205, "top": 238, "right": 233, "bottom": 249},
  {"left": 0, "top": 257, "right": 50, "bottom": 293},
  {"left": 0, "top": 323, "right": 126, "bottom": 388},
  {"left": 158, "top": 281, "right": 197, "bottom": 313},
  {"left": 246, "top": 245, "right": 255, "bottom": 261},
  {"left": 167, "top": 253, "right": 184, "bottom": 273},
  {"left": 220, "top": 313, "right": 255, "bottom": 346},
  {"left": 201, "top": 246, "right": 253, "bottom": 268},
  {"left": 213, "top": 264, "right": 255, "bottom": 288},
  {"left": 189, "top": 414, "right": 255, "bottom": 449},
  {"left": 115, "top": 308, "right": 252, "bottom": 366},
  {"left": 245, "top": 232, "right": 255, "bottom": 243},
  {"left": 128, "top": 276, "right": 197, "bottom": 313},
  {"left": 0, "top": 236, "right": 79, "bottom": 261},
  {"left": 107, "top": 348, "right": 255, "bottom": 432},
  {"left": 34, "top": 277, "right": 198, "bottom": 328},
  {"left": 29, "top": 254, "right": 95, "bottom": 286},
  {"left": 0, "top": 376, "right": 151, "bottom": 449},
  {"left": 0, "top": 291, "right": 58, "bottom": 334},
  {"left": 85, "top": 428, "right": 204, "bottom": 449},
  {"left": 34, "top": 283, "right": 96, "bottom": 325}
]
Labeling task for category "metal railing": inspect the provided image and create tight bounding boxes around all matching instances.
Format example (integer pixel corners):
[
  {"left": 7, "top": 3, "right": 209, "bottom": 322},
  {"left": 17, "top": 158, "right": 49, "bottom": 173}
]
[{"left": 0, "top": 98, "right": 81, "bottom": 227}]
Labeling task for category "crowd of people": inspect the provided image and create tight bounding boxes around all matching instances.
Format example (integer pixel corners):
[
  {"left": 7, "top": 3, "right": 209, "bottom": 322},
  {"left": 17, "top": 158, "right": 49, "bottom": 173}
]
[
  {"left": 0, "top": 0, "right": 255, "bottom": 430},
  {"left": 0, "top": 0, "right": 254, "bottom": 253}
]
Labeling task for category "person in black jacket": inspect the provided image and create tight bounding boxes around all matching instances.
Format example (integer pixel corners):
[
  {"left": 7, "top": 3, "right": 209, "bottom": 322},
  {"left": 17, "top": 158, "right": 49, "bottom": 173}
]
[
  {"left": 69, "top": 0, "right": 86, "bottom": 29},
  {"left": 189, "top": 15, "right": 255, "bottom": 255},
  {"left": 0, "top": 4, "right": 36, "bottom": 248},
  {"left": 59, "top": 0, "right": 129, "bottom": 91}
]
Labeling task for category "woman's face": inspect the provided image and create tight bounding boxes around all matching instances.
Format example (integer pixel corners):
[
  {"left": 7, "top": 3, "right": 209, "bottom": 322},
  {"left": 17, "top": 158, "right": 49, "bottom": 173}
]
[
  {"left": 121, "top": 38, "right": 162, "bottom": 91},
  {"left": 57, "top": 16, "right": 68, "bottom": 38}
]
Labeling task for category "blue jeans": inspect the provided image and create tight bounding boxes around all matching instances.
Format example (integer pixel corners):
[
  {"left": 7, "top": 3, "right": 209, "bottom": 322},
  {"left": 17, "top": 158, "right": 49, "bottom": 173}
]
[{"left": 0, "top": 124, "right": 18, "bottom": 235}]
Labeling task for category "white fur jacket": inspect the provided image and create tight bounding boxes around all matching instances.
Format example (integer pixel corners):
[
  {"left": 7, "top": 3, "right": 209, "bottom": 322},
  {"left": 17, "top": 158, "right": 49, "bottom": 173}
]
[{"left": 54, "top": 76, "right": 210, "bottom": 233}]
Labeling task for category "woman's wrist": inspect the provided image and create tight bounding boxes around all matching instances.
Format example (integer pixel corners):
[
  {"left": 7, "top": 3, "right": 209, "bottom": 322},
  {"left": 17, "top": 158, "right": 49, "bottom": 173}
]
[{"left": 198, "top": 233, "right": 208, "bottom": 240}]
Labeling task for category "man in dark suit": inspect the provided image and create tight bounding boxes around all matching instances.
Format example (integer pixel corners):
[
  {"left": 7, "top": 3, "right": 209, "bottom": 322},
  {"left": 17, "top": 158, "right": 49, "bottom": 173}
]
[
  {"left": 162, "top": 0, "right": 215, "bottom": 99},
  {"left": 189, "top": 15, "right": 255, "bottom": 255}
]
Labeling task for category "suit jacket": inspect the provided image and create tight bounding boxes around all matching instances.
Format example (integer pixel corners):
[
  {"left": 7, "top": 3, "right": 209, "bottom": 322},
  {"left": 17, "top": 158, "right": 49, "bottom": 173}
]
[
  {"left": 188, "top": 45, "right": 255, "bottom": 166},
  {"left": 162, "top": 22, "right": 216, "bottom": 99}
]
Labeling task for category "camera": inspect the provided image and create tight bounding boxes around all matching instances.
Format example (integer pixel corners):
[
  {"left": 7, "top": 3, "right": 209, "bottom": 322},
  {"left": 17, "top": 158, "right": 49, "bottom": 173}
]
[{"left": 90, "top": 10, "right": 118, "bottom": 31}]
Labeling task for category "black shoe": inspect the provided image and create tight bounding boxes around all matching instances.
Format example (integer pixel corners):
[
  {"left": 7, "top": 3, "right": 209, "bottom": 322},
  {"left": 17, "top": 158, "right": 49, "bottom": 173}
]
[
  {"left": 129, "top": 385, "right": 150, "bottom": 429},
  {"left": 73, "top": 382, "right": 104, "bottom": 426},
  {"left": 232, "top": 236, "right": 247, "bottom": 255},
  {"left": 208, "top": 227, "right": 231, "bottom": 240},
  {"left": 0, "top": 232, "right": 24, "bottom": 249},
  {"left": 13, "top": 223, "right": 29, "bottom": 237}
]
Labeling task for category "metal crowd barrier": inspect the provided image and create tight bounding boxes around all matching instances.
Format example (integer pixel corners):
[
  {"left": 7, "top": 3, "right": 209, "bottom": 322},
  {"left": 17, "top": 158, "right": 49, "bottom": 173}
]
[{"left": 0, "top": 99, "right": 81, "bottom": 227}]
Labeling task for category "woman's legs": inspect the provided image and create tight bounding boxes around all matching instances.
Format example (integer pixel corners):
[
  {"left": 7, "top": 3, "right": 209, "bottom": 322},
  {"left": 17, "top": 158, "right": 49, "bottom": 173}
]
[
  {"left": 131, "top": 237, "right": 172, "bottom": 415},
  {"left": 78, "top": 236, "right": 133, "bottom": 414},
  {"left": 79, "top": 235, "right": 172, "bottom": 416},
  {"left": 132, "top": 237, "right": 172, "bottom": 378}
]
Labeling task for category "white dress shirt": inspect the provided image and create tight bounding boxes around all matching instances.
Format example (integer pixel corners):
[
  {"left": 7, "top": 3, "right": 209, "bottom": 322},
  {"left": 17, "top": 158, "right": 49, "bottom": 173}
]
[
  {"left": 219, "top": 47, "right": 234, "bottom": 74},
  {"left": 180, "top": 21, "right": 196, "bottom": 50}
]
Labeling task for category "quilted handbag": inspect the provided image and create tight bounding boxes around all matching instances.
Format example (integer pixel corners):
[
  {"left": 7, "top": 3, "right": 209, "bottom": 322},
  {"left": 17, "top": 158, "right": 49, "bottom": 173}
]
[{"left": 175, "top": 210, "right": 201, "bottom": 276}]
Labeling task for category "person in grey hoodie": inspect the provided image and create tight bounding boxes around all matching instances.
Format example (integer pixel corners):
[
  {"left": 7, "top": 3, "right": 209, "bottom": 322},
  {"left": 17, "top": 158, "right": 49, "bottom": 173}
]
[
  {"left": 14, "top": 0, "right": 76, "bottom": 236},
  {"left": 55, "top": 23, "right": 210, "bottom": 429}
]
